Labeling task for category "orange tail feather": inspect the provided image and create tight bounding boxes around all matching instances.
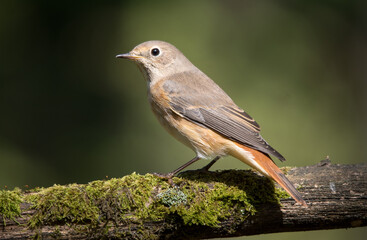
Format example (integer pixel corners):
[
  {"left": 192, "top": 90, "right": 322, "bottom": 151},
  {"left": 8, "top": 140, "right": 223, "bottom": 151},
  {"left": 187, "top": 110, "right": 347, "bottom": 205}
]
[{"left": 232, "top": 144, "right": 307, "bottom": 207}]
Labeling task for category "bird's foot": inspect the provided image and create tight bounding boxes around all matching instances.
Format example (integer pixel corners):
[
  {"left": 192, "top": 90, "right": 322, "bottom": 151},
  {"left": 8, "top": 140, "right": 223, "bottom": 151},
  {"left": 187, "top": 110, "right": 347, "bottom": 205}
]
[
  {"left": 178, "top": 166, "right": 211, "bottom": 176},
  {"left": 199, "top": 163, "right": 215, "bottom": 172},
  {"left": 179, "top": 158, "right": 218, "bottom": 176},
  {"left": 152, "top": 172, "right": 175, "bottom": 185}
]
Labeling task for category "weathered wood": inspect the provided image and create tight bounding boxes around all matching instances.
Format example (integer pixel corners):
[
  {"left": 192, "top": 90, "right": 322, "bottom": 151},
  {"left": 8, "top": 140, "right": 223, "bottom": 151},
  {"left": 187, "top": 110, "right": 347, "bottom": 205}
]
[{"left": 1, "top": 162, "right": 366, "bottom": 239}]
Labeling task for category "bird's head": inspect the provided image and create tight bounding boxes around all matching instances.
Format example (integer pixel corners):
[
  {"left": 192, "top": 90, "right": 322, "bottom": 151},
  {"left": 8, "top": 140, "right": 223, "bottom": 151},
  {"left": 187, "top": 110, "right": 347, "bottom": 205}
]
[{"left": 117, "top": 40, "right": 194, "bottom": 82}]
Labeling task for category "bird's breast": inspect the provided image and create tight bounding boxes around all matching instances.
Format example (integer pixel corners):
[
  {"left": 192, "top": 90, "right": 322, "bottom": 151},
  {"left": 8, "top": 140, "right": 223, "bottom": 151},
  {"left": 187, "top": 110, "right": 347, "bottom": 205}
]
[{"left": 148, "top": 81, "right": 193, "bottom": 149}]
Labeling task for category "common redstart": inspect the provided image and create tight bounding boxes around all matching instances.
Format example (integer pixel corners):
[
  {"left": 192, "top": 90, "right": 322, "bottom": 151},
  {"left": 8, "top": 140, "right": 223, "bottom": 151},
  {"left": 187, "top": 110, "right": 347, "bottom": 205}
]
[{"left": 117, "top": 40, "right": 307, "bottom": 206}]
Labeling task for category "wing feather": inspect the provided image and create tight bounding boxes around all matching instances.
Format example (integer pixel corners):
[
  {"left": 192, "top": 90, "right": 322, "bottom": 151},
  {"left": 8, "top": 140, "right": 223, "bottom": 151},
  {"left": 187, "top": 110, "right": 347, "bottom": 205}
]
[{"left": 162, "top": 71, "right": 286, "bottom": 161}]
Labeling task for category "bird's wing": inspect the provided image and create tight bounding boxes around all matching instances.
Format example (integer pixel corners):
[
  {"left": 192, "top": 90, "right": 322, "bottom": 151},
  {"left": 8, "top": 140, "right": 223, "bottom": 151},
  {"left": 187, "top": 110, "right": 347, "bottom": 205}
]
[{"left": 162, "top": 71, "right": 286, "bottom": 161}]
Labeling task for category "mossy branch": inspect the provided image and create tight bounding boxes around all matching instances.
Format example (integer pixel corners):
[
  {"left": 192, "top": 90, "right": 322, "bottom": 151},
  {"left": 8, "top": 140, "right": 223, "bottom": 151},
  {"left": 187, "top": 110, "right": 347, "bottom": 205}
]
[{"left": 0, "top": 162, "right": 367, "bottom": 239}]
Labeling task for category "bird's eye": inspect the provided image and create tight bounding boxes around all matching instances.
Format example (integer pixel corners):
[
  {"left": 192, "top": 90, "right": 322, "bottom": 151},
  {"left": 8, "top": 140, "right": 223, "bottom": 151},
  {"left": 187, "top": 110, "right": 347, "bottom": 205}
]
[{"left": 151, "top": 48, "right": 160, "bottom": 56}]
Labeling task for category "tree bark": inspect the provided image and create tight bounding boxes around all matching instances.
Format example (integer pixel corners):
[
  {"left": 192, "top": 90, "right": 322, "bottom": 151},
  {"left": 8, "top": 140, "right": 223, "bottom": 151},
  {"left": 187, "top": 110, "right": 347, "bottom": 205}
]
[{"left": 1, "top": 162, "right": 366, "bottom": 239}]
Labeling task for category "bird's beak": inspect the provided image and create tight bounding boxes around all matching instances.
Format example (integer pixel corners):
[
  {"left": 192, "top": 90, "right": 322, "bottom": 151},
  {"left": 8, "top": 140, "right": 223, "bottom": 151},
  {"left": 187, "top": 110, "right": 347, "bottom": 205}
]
[{"left": 116, "top": 53, "right": 143, "bottom": 60}]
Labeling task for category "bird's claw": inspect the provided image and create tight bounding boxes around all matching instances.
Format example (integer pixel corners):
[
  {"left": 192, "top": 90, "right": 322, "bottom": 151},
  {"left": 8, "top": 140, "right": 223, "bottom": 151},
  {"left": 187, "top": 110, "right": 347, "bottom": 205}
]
[{"left": 152, "top": 172, "right": 175, "bottom": 186}]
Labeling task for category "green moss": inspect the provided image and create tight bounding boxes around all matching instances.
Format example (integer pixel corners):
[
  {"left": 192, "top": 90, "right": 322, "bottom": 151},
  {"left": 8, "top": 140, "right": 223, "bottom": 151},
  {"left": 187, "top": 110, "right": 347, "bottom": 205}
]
[
  {"left": 170, "top": 179, "right": 255, "bottom": 226},
  {"left": 179, "top": 169, "right": 282, "bottom": 205},
  {"left": 26, "top": 184, "right": 100, "bottom": 228},
  {"left": 1, "top": 169, "right": 288, "bottom": 238},
  {"left": 280, "top": 166, "right": 293, "bottom": 175},
  {"left": 274, "top": 187, "right": 290, "bottom": 200},
  {"left": 0, "top": 188, "right": 22, "bottom": 226}
]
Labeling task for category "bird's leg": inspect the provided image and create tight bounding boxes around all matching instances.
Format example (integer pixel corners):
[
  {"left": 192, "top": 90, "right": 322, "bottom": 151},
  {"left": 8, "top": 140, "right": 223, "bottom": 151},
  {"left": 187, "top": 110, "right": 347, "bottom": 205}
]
[
  {"left": 199, "top": 156, "right": 220, "bottom": 172},
  {"left": 153, "top": 156, "right": 201, "bottom": 181},
  {"left": 177, "top": 156, "right": 221, "bottom": 177}
]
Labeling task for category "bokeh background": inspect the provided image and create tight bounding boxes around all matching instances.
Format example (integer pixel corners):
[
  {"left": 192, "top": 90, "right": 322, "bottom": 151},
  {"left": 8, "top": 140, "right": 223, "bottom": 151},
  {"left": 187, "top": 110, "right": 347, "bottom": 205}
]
[{"left": 0, "top": 0, "right": 366, "bottom": 239}]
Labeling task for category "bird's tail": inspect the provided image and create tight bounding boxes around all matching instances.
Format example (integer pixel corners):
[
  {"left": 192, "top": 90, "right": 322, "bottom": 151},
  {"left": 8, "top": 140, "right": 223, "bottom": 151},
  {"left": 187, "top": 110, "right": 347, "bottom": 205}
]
[{"left": 230, "top": 143, "right": 308, "bottom": 207}]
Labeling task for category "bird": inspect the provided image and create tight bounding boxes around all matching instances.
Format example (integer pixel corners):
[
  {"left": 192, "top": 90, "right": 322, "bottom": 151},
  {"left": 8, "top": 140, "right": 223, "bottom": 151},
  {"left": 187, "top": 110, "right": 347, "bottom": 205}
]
[{"left": 116, "top": 40, "right": 307, "bottom": 207}]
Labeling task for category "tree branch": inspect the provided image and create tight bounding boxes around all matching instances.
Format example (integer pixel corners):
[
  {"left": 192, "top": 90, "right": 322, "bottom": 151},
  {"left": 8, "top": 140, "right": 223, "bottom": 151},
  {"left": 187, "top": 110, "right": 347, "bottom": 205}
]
[{"left": 1, "top": 162, "right": 366, "bottom": 239}]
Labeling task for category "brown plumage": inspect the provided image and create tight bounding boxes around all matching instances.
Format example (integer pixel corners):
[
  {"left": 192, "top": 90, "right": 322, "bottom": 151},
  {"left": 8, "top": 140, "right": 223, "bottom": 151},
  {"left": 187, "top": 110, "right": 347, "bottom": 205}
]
[
  {"left": 231, "top": 143, "right": 307, "bottom": 206},
  {"left": 117, "top": 40, "right": 307, "bottom": 206}
]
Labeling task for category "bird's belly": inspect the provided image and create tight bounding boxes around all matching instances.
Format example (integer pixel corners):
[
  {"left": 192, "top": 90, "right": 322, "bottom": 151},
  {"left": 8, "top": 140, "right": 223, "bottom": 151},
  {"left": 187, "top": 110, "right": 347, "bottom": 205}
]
[{"left": 150, "top": 101, "right": 231, "bottom": 159}]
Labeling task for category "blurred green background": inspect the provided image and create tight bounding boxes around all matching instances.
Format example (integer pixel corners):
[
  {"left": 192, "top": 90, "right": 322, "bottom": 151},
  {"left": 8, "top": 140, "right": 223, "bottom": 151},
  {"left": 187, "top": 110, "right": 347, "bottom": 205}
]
[{"left": 0, "top": 0, "right": 366, "bottom": 239}]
